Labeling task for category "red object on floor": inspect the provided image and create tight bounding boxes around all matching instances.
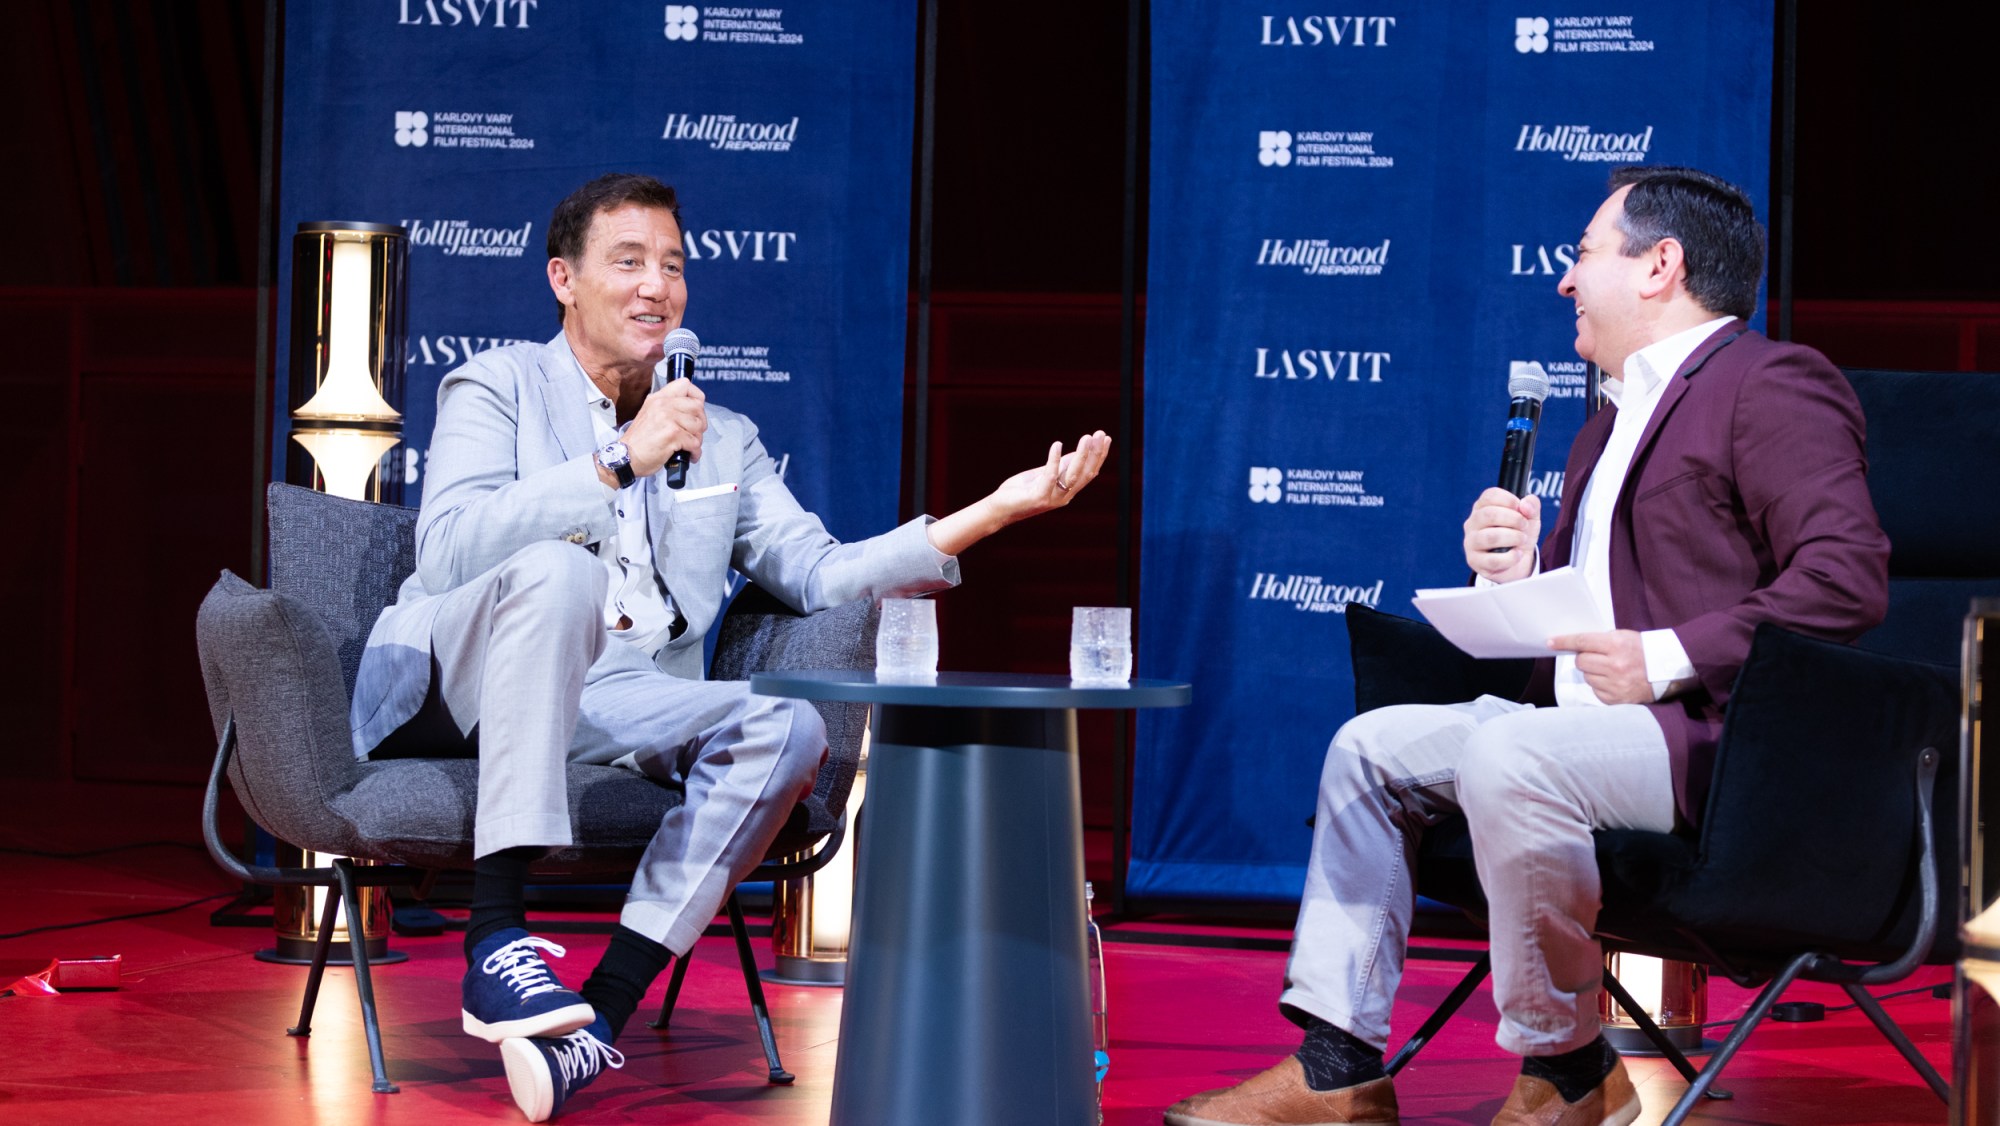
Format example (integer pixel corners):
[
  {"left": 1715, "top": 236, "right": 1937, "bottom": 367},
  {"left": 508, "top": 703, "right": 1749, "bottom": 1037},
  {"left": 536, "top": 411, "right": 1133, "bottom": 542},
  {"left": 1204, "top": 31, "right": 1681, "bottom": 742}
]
[{"left": 0, "top": 817, "right": 1954, "bottom": 1125}]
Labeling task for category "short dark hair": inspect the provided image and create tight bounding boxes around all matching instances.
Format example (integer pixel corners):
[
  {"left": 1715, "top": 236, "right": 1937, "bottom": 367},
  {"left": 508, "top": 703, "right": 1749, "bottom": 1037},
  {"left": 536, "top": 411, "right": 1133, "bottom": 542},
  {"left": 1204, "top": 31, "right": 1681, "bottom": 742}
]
[
  {"left": 1606, "top": 165, "right": 1765, "bottom": 320},
  {"left": 546, "top": 173, "right": 684, "bottom": 323}
]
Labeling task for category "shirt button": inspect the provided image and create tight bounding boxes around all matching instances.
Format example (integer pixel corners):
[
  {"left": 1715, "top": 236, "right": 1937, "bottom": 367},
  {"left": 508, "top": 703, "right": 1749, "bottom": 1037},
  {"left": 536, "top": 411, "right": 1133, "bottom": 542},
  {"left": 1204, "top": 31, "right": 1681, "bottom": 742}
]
[{"left": 619, "top": 556, "right": 629, "bottom": 564}]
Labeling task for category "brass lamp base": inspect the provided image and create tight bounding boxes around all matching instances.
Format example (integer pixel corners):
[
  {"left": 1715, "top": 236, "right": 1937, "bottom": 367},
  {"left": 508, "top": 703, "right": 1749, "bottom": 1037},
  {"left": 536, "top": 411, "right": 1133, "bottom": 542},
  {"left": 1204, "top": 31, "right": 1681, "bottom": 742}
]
[
  {"left": 1602, "top": 1024, "right": 1716, "bottom": 1056},
  {"left": 257, "top": 934, "right": 407, "bottom": 967},
  {"left": 763, "top": 954, "right": 846, "bottom": 986}
]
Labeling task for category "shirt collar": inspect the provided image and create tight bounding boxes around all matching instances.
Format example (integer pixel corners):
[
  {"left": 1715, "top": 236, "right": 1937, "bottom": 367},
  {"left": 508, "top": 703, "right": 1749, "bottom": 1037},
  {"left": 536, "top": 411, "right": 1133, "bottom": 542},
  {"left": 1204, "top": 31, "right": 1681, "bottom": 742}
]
[{"left": 1602, "top": 315, "right": 1735, "bottom": 408}]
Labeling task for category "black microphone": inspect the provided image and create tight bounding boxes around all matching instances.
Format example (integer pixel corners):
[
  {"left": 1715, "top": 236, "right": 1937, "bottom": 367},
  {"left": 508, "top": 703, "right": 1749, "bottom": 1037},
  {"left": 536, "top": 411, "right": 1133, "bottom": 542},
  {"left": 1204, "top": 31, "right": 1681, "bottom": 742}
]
[
  {"left": 1487, "top": 362, "right": 1550, "bottom": 555},
  {"left": 656, "top": 327, "right": 700, "bottom": 489},
  {"left": 1496, "top": 362, "right": 1550, "bottom": 497}
]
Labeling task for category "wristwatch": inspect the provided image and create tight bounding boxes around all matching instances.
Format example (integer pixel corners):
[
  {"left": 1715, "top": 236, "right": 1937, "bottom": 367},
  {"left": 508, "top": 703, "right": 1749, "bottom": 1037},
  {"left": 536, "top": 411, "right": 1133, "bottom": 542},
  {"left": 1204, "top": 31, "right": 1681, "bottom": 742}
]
[{"left": 595, "top": 440, "right": 636, "bottom": 488}]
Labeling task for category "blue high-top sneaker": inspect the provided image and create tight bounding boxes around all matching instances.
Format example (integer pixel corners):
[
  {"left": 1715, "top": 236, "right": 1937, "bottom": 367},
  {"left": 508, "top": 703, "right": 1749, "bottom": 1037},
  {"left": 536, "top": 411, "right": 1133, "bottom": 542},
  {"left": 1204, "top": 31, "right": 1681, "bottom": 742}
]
[
  {"left": 461, "top": 929, "right": 595, "bottom": 1043},
  {"left": 500, "top": 1018, "right": 624, "bottom": 1123}
]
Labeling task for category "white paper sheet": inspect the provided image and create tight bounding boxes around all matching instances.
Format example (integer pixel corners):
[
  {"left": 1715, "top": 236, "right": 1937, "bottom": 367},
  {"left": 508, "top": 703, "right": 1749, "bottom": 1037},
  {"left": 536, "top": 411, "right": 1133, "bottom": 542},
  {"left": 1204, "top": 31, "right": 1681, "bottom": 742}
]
[{"left": 1411, "top": 566, "right": 1611, "bottom": 658}]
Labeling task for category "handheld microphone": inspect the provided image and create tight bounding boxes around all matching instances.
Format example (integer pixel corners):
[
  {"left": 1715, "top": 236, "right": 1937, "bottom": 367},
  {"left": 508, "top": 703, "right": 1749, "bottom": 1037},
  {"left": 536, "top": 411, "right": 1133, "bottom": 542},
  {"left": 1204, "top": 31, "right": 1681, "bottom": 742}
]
[
  {"left": 1496, "top": 361, "right": 1550, "bottom": 497},
  {"left": 656, "top": 327, "right": 700, "bottom": 490},
  {"left": 1487, "top": 362, "right": 1550, "bottom": 555}
]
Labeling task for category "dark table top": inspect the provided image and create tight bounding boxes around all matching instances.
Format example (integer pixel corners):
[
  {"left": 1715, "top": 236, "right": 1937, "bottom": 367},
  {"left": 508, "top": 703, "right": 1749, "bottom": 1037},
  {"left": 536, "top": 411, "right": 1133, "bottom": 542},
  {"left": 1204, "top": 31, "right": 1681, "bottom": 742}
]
[{"left": 750, "top": 669, "right": 1192, "bottom": 710}]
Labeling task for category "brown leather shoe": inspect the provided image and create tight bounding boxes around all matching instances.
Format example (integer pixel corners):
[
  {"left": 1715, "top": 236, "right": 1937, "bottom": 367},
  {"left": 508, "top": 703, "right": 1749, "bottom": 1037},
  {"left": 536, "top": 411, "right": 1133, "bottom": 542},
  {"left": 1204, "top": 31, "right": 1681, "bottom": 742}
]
[
  {"left": 1163, "top": 1056, "right": 1399, "bottom": 1126},
  {"left": 1489, "top": 1057, "right": 1640, "bottom": 1126}
]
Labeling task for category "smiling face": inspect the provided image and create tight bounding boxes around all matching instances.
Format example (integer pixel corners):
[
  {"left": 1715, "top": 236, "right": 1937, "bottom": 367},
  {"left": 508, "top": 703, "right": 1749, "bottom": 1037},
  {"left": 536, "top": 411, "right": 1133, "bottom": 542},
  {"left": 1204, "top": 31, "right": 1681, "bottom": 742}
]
[
  {"left": 549, "top": 202, "right": 687, "bottom": 382},
  {"left": 1556, "top": 185, "right": 1652, "bottom": 372}
]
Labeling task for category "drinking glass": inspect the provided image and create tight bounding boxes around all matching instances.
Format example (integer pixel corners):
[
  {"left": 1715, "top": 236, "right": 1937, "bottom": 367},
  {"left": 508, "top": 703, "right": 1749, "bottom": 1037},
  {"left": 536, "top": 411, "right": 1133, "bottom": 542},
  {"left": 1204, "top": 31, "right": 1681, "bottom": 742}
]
[
  {"left": 1069, "top": 606, "right": 1132, "bottom": 686},
  {"left": 876, "top": 597, "right": 939, "bottom": 682}
]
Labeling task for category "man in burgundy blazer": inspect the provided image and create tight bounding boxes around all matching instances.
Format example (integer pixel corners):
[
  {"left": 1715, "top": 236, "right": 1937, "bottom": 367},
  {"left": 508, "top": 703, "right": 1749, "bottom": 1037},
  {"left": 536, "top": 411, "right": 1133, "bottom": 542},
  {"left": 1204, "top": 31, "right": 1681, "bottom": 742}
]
[{"left": 1165, "top": 169, "right": 1889, "bottom": 1126}]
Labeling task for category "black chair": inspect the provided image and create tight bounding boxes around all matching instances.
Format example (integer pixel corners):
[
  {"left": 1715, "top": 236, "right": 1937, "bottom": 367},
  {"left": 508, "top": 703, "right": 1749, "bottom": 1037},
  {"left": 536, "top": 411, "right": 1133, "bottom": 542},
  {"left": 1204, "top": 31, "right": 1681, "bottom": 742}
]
[
  {"left": 1349, "top": 365, "right": 2000, "bottom": 1124},
  {"left": 197, "top": 483, "right": 876, "bottom": 1092}
]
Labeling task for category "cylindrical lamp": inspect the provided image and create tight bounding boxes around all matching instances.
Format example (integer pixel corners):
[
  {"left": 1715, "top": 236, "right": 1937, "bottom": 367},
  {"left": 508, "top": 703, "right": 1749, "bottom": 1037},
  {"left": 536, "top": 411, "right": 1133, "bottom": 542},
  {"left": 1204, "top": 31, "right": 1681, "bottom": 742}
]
[
  {"left": 258, "top": 843, "right": 403, "bottom": 966},
  {"left": 1600, "top": 952, "right": 1711, "bottom": 1054},
  {"left": 259, "top": 221, "right": 411, "bottom": 966},
  {"left": 287, "top": 221, "right": 408, "bottom": 503},
  {"left": 768, "top": 733, "right": 869, "bottom": 985}
]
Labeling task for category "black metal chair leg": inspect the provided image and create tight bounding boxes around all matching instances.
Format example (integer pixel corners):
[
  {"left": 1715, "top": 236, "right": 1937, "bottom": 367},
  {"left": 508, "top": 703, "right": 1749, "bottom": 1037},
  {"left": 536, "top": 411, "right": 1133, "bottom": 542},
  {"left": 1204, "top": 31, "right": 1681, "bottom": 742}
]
[
  {"left": 727, "top": 892, "right": 794, "bottom": 1084},
  {"left": 288, "top": 881, "right": 343, "bottom": 1037},
  {"left": 1843, "top": 982, "right": 1949, "bottom": 1102},
  {"left": 649, "top": 949, "right": 694, "bottom": 1030},
  {"left": 335, "top": 861, "right": 400, "bottom": 1094},
  {"left": 1658, "top": 952, "right": 1813, "bottom": 1126},
  {"left": 1599, "top": 968, "right": 1725, "bottom": 1097},
  {"left": 1386, "top": 954, "right": 1490, "bottom": 1075}
]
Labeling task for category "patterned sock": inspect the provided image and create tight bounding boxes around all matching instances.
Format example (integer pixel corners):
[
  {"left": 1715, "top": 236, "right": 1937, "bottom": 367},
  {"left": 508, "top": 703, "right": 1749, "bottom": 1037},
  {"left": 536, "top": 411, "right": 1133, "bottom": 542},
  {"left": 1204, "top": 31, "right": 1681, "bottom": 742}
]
[
  {"left": 1521, "top": 1036, "right": 1619, "bottom": 1103},
  {"left": 463, "top": 846, "right": 540, "bottom": 965},
  {"left": 580, "top": 926, "right": 674, "bottom": 1041},
  {"left": 1294, "top": 1016, "right": 1387, "bottom": 1091}
]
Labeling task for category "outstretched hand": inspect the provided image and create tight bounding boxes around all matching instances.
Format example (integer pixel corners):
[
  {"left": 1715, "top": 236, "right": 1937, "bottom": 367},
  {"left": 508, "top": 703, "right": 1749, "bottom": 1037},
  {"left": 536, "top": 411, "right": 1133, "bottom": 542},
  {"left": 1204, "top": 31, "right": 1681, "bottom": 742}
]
[
  {"left": 989, "top": 431, "right": 1112, "bottom": 520},
  {"left": 925, "top": 431, "right": 1113, "bottom": 557}
]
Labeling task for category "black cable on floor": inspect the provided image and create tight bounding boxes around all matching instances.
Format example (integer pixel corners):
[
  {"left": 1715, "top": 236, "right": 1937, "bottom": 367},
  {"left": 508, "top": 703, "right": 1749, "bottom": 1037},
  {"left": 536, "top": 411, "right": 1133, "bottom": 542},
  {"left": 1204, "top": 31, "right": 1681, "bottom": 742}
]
[
  {"left": 0, "top": 892, "right": 238, "bottom": 941},
  {"left": 1698, "top": 981, "right": 1943, "bottom": 1030}
]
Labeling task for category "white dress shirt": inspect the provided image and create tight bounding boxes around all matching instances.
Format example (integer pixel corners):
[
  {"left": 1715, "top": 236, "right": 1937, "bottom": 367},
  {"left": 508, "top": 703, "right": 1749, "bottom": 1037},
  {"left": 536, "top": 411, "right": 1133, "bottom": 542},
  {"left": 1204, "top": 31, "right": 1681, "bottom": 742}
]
[
  {"left": 579, "top": 373, "right": 681, "bottom": 659},
  {"left": 1554, "top": 315, "right": 1733, "bottom": 708}
]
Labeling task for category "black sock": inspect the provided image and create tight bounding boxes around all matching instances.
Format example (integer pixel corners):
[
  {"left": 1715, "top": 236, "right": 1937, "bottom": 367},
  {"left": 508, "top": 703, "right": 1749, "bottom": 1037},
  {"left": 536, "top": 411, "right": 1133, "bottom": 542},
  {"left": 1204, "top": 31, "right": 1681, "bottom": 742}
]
[
  {"left": 1294, "top": 1015, "right": 1387, "bottom": 1091},
  {"left": 464, "top": 846, "right": 540, "bottom": 965},
  {"left": 1522, "top": 1036, "right": 1618, "bottom": 1103},
  {"left": 579, "top": 926, "right": 674, "bottom": 1042}
]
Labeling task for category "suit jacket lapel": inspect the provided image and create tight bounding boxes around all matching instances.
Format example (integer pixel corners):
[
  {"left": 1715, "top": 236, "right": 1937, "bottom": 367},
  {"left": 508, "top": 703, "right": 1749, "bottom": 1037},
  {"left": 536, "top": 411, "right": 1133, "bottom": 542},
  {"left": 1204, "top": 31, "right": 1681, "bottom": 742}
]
[
  {"left": 533, "top": 333, "right": 598, "bottom": 464},
  {"left": 1622, "top": 320, "right": 1748, "bottom": 489}
]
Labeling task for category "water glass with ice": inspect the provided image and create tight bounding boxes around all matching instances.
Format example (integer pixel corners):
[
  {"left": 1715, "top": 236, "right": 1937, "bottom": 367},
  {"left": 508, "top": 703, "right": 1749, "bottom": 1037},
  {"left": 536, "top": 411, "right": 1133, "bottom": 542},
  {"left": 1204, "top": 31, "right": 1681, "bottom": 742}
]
[
  {"left": 1069, "top": 606, "right": 1132, "bottom": 686},
  {"left": 876, "top": 597, "right": 939, "bottom": 682}
]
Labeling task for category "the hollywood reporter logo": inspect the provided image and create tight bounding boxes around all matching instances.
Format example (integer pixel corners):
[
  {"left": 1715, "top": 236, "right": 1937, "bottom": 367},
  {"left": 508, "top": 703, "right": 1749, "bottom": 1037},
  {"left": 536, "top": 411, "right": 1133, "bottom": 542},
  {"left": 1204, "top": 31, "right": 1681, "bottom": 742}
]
[
  {"left": 1248, "top": 573, "right": 1386, "bottom": 614},
  {"left": 665, "top": 5, "right": 699, "bottom": 41}
]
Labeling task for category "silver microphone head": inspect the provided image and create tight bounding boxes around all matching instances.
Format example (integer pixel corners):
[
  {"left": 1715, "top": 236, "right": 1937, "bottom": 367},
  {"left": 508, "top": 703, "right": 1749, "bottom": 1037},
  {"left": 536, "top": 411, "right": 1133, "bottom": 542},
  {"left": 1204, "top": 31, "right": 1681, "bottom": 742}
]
[
  {"left": 1507, "top": 361, "right": 1551, "bottom": 402},
  {"left": 664, "top": 327, "right": 701, "bottom": 360}
]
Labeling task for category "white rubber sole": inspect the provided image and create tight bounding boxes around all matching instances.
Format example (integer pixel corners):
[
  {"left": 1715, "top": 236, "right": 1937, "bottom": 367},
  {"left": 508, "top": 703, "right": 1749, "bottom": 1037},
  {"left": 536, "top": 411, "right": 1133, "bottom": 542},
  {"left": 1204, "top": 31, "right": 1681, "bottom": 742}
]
[
  {"left": 499, "top": 1037, "right": 557, "bottom": 1122},
  {"left": 462, "top": 1002, "right": 594, "bottom": 1044}
]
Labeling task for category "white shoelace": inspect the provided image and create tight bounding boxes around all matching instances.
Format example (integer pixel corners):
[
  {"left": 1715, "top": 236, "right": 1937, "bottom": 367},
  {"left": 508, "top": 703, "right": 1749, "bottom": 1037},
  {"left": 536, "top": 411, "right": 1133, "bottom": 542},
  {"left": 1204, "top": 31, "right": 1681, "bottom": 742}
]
[
  {"left": 550, "top": 1028, "right": 626, "bottom": 1083},
  {"left": 481, "top": 935, "right": 570, "bottom": 1000}
]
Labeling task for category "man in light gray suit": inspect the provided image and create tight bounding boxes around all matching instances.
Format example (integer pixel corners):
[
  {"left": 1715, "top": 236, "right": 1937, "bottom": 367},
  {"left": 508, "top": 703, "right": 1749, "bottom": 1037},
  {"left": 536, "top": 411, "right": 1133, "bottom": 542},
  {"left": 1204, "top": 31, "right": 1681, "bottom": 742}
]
[{"left": 351, "top": 172, "right": 1110, "bottom": 1121}]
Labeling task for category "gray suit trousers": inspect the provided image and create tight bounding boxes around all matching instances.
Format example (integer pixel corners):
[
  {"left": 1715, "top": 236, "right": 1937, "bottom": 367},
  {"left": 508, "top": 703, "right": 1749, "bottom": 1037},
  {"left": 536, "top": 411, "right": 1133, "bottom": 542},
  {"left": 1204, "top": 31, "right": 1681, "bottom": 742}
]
[
  {"left": 418, "top": 539, "right": 825, "bottom": 956},
  {"left": 1279, "top": 696, "right": 1675, "bottom": 1057}
]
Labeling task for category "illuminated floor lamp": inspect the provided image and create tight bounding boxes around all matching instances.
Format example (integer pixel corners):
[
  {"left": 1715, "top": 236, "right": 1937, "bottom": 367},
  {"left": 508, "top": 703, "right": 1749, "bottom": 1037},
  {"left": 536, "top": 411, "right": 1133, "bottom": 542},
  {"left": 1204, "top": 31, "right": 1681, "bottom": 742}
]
[
  {"left": 258, "top": 221, "right": 410, "bottom": 966},
  {"left": 767, "top": 726, "right": 869, "bottom": 985},
  {"left": 1600, "top": 952, "right": 1714, "bottom": 1055},
  {"left": 285, "top": 221, "right": 407, "bottom": 502}
]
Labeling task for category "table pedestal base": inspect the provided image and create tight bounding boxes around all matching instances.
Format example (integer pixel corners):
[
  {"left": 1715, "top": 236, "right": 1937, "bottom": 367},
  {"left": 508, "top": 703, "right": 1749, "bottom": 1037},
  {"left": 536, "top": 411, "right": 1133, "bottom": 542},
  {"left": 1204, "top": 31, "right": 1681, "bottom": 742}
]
[{"left": 831, "top": 704, "right": 1096, "bottom": 1126}]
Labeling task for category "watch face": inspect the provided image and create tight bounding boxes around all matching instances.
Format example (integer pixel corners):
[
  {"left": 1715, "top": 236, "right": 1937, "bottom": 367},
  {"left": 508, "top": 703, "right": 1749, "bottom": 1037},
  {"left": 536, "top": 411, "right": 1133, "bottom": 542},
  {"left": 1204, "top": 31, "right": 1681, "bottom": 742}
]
[{"left": 600, "top": 441, "right": 630, "bottom": 466}]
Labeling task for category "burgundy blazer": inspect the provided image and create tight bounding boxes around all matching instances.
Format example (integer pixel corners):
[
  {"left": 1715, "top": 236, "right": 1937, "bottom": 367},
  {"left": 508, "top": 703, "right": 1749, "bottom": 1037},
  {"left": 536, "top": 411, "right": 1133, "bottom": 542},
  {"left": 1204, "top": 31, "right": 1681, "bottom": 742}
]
[{"left": 1525, "top": 322, "right": 1890, "bottom": 825}]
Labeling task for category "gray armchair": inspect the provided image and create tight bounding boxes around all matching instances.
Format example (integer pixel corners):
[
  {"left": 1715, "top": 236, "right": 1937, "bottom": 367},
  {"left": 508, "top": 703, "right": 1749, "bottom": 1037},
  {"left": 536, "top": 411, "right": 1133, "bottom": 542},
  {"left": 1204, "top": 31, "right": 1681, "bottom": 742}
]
[{"left": 197, "top": 482, "right": 877, "bottom": 1092}]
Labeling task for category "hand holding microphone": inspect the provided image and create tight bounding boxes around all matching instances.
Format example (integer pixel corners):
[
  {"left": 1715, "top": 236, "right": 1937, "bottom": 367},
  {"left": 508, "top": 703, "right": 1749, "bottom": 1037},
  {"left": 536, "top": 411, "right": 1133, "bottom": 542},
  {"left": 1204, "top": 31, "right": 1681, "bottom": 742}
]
[
  {"left": 622, "top": 327, "right": 705, "bottom": 487},
  {"left": 1463, "top": 363, "right": 1550, "bottom": 580},
  {"left": 654, "top": 328, "right": 701, "bottom": 489}
]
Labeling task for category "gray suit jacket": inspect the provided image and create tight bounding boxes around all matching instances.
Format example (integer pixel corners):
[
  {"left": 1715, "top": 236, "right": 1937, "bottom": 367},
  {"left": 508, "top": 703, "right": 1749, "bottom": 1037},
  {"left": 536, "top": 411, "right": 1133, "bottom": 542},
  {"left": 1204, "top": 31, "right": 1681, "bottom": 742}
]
[{"left": 350, "top": 333, "right": 957, "bottom": 756}]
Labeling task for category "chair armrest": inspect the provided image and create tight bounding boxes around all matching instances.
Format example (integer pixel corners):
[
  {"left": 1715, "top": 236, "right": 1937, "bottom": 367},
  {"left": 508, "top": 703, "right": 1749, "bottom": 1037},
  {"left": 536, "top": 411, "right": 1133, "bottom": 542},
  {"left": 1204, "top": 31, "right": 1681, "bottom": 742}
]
[
  {"left": 712, "top": 585, "right": 881, "bottom": 845},
  {"left": 1346, "top": 603, "right": 1534, "bottom": 714},
  {"left": 1673, "top": 622, "right": 1957, "bottom": 953}
]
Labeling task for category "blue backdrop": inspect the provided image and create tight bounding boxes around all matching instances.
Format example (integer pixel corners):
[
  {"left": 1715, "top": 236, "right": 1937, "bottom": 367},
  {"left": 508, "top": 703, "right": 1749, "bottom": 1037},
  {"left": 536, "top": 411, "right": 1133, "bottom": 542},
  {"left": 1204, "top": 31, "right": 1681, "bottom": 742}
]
[
  {"left": 1131, "top": 3, "right": 1773, "bottom": 902},
  {"left": 275, "top": 1, "right": 917, "bottom": 543}
]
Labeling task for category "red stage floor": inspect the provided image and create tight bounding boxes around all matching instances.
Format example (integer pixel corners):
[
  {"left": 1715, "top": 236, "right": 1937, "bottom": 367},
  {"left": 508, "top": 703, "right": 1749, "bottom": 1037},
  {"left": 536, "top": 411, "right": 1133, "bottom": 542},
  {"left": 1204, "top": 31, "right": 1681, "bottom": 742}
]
[{"left": 0, "top": 800, "right": 1954, "bottom": 1125}]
